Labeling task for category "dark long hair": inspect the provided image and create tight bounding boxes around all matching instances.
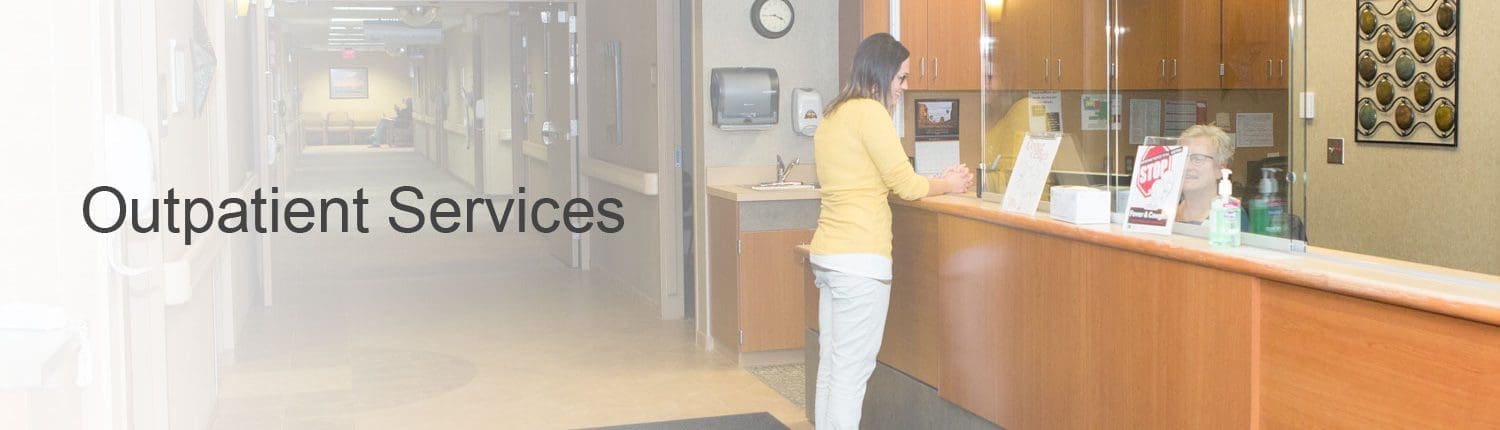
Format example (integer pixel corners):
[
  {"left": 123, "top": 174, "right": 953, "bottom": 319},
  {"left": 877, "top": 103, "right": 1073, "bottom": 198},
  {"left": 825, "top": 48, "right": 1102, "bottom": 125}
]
[{"left": 825, "top": 33, "right": 909, "bottom": 116}]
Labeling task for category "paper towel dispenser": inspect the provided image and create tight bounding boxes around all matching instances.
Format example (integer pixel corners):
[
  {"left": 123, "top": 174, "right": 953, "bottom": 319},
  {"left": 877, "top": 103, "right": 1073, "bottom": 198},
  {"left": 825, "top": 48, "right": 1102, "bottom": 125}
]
[{"left": 711, "top": 67, "right": 779, "bottom": 131}]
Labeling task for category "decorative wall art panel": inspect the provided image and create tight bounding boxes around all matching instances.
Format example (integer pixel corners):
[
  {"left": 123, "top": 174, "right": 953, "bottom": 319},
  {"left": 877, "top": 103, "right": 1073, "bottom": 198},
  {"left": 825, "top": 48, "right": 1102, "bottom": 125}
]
[{"left": 1356, "top": 0, "right": 1458, "bottom": 146}]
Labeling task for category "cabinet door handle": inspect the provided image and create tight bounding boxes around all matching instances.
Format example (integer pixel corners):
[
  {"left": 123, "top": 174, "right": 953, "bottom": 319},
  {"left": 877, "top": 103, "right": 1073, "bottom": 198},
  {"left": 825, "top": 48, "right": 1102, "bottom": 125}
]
[
  {"left": 1057, "top": 58, "right": 1063, "bottom": 80},
  {"left": 1044, "top": 59, "right": 1050, "bottom": 82},
  {"left": 920, "top": 57, "right": 927, "bottom": 81},
  {"left": 933, "top": 57, "right": 939, "bottom": 84},
  {"left": 1279, "top": 59, "right": 1286, "bottom": 78},
  {"left": 1267, "top": 59, "right": 1273, "bottom": 78},
  {"left": 1172, "top": 58, "right": 1178, "bottom": 79},
  {"left": 1160, "top": 59, "right": 1166, "bottom": 79}
]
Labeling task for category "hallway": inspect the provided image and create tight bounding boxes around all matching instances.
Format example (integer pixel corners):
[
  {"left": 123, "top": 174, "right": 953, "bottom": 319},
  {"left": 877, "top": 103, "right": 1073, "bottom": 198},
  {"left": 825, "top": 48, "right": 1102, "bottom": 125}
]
[{"left": 211, "top": 148, "right": 807, "bottom": 429}]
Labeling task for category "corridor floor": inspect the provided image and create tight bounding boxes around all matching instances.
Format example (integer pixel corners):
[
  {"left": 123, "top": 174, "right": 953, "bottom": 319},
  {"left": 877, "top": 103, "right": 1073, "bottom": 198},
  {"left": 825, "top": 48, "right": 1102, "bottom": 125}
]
[{"left": 211, "top": 147, "right": 809, "bottom": 429}]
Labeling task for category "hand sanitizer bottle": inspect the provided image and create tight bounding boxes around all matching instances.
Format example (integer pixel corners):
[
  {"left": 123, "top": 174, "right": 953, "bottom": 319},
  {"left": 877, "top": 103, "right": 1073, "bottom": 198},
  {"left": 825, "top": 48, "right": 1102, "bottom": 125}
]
[
  {"left": 1248, "top": 167, "right": 1286, "bottom": 237},
  {"left": 1209, "top": 168, "right": 1241, "bottom": 249}
]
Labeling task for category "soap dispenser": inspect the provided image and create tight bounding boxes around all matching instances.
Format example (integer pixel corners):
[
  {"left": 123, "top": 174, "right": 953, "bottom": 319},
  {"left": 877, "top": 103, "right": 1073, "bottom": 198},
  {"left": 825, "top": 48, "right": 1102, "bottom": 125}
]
[{"left": 1209, "top": 169, "right": 1241, "bottom": 248}]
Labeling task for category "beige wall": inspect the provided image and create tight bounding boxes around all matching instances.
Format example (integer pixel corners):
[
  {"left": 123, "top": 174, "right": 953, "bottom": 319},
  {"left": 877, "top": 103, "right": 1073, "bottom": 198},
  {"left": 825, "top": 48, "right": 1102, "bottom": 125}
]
[
  {"left": 1304, "top": 0, "right": 1499, "bottom": 275},
  {"left": 584, "top": 0, "right": 665, "bottom": 307},
  {"left": 443, "top": 27, "right": 479, "bottom": 187},
  {"left": 297, "top": 50, "right": 412, "bottom": 127},
  {"left": 481, "top": 14, "right": 516, "bottom": 194},
  {"left": 413, "top": 46, "right": 444, "bottom": 160},
  {"left": 701, "top": 0, "right": 840, "bottom": 169}
]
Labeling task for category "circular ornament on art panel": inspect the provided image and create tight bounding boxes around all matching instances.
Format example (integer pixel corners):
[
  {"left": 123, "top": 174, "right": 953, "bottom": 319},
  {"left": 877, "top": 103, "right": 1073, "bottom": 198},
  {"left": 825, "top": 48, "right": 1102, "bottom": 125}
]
[
  {"left": 1376, "top": 29, "right": 1397, "bottom": 60},
  {"left": 1435, "top": 52, "right": 1457, "bottom": 84},
  {"left": 1434, "top": 100, "right": 1456, "bottom": 134},
  {"left": 1394, "top": 101, "right": 1416, "bottom": 133},
  {"left": 1413, "top": 76, "right": 1434, "bottom": 108},
  {"left": 1437, "top": 1, "right": 1457, "bottom": 33},
  {"left": 1413, "top": 28, "right": 1435, "bottom": 59},
  {"left": 1376, "top": 76, "right": 1396, "bottom": 108},
  {"left": 1395, "top": 52, "right": 1418, "bottom": 84},
  {"left": 1395, "top": 3, "right": 1417, "bottom": 35},
  {"left": 1358, "top": 99, "right": 1380, "bottom": 132}
]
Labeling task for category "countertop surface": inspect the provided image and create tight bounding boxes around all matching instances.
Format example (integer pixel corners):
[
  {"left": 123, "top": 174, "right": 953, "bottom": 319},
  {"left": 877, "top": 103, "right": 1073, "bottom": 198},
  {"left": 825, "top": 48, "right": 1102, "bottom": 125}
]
[
  {"left": 707, "top": 184, "right": 822, "bottom": 202},
  {"left": 799, "top": 193, "right": 1500, "bottom": 326}
]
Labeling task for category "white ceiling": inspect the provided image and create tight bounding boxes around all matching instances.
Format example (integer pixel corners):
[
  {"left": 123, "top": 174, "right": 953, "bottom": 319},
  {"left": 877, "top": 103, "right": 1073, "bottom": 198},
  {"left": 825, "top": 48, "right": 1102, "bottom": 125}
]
[{"left": 274, "top": 1, "right": 508, "bottom": 52}]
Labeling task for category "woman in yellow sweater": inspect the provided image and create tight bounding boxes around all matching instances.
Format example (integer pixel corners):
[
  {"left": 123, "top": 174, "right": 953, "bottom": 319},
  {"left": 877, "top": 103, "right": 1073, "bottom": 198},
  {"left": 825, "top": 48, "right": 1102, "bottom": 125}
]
[{"left": 809, "top": 33, "right": 972, "bottom": 429}]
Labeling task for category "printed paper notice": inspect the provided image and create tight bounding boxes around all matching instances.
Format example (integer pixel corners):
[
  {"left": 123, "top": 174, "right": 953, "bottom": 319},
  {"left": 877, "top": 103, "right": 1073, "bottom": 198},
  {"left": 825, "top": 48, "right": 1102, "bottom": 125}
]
[
  {"left": 1028, "top": 91, "right": 1063, "bottom": 134},
  {"left": 1163, "top": 100, "right": 1200, "bottom": 138},
  {"left": 1000, "top": 134, "right": 1063, "bottom": 216},
  {"left": 1081, "top": 94, "right": 1123, "bottom": 131},
  {"left": 1129, "top": 99, "right": 1161, "bottom": 146},
  {"left": 1235, "top": 113, "right": 1275, "bottom": 148},
  {"left": 1123, "top": 144, "right": 1188, "bottom": 236},
  {"left": 915, "top": 140, "right": 961, "bottom": 176}
]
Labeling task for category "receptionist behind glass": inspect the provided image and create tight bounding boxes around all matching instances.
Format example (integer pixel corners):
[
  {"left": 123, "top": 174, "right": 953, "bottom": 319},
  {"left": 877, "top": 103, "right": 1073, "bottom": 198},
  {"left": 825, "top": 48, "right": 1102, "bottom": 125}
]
[{"left": 1176, "top": 125, "right": 1234, "bottom": 225}]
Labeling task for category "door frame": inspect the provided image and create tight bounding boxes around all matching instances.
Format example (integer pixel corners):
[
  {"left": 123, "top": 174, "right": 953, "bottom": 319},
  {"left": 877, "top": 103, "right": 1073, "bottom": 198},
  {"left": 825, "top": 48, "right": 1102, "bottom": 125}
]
[
  {"left": 654, "top": 0, "right": 688, "bottom": 319},
  {"left": 573, "top": 0, "right": 690, "bottom": 319}
]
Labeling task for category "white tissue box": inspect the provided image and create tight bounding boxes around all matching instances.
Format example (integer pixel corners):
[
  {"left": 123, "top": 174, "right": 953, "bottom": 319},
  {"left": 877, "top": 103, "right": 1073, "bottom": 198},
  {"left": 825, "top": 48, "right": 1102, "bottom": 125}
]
[{"left": 1050, "top": 186, "right": 1111, "bottom": 224}]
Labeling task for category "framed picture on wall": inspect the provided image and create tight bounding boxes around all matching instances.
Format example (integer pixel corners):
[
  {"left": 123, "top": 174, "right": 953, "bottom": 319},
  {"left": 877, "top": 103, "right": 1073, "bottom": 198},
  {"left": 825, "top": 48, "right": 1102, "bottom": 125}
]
[
  {"left": 329, "top": 67, "right": 369, "bottom": 99},
  {"left": 914, "top": 99, "right": 960, "bottom": 141}
]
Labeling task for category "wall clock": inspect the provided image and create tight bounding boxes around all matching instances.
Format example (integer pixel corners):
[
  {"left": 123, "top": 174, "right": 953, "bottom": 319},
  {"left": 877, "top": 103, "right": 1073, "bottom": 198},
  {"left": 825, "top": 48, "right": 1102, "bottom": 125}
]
[{"left": 751, "top": 0, "right": 794, "bottom": 39}]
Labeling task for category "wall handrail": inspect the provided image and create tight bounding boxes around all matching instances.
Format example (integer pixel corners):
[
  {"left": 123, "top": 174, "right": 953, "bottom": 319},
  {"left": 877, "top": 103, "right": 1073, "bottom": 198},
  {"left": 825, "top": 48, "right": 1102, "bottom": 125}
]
[
  {"left": 582, "top": 157, "right": 658, "bottom": 196},
  {"left": 522, "top": 140, "right": 548, "bottom": 163}
]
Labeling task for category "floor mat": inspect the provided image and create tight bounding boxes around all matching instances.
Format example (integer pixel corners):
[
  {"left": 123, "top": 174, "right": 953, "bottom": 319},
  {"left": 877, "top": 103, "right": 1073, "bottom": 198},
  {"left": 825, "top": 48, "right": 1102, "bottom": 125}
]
[
  {"left": 581, "top": 412, "right": 788, "bottom": 430},
  {"left": 746, "top": 363, "right": 806, "bottom": 409}
]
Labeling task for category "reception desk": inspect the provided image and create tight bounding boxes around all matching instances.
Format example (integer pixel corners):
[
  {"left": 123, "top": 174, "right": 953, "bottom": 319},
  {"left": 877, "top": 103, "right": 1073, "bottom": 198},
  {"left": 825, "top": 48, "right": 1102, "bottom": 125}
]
[{"left": 800, "top": 195, "right": 1500, "bottom": 429}]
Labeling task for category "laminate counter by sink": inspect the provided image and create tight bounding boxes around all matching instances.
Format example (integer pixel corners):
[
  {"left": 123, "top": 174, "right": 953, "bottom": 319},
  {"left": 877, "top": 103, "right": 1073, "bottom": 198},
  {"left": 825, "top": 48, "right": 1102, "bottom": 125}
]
[{"left": 706, "top": 184, "right": 821, "bottom": 202}]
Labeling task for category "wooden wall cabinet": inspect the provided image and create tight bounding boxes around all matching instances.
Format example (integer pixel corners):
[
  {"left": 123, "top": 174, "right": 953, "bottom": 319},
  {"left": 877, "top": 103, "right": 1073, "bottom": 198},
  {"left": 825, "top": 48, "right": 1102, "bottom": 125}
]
[
  {"left": 1118, "top": 0, "right": 1224, "bottom": 90},
  {"left": 867, "top": 0, "right": 1287, "bottom": 91},
  {"left": 901, "top": 0, "right": 982, "bottom": 90},
  {"left": 709, "top": 196, "right": 815, "bottom": 358},
  {"left": 989, "top": 0, "right": 1108, "bottom": 91},
  {"left": 1222, "top": 0, "right": 1290, "bottom": 89}
]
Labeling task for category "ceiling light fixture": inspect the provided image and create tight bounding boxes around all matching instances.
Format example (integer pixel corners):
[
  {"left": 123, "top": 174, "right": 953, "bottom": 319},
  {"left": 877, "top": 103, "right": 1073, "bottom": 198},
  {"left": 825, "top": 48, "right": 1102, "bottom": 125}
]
[
  {"left": 330, "top": 18, "right": 397, "bottom": 23},
  {"left": 332, "top": 6, "right": 395, "bottom": 11}
]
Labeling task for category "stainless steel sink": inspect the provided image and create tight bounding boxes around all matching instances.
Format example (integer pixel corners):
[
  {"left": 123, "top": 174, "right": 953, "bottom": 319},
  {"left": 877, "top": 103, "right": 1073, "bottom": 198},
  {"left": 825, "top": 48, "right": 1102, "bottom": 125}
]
[{"left": 751, "top": 181, "right": 816, "bottom": 191}]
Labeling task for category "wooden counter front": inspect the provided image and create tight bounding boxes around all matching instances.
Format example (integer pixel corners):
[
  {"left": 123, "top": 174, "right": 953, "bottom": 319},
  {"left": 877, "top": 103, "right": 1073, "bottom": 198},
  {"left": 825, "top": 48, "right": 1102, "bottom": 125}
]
[{"left": 801, "top": 195, "right": 1500, "bottom": 429}]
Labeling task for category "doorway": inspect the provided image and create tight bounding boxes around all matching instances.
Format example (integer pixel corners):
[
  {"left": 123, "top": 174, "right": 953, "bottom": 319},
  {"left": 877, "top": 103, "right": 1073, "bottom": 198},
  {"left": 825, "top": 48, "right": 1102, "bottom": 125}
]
[{"left": 514, "top": 3, "right": 584, "bottom": 268}]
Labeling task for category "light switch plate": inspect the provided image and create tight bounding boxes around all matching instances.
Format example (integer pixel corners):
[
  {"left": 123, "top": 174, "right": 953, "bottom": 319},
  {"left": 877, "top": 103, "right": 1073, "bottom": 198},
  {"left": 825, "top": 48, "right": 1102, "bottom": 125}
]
[
  {"left": 1300, "top": 92, "right": 1316, "bottom": 119},
  {"left": 1327, "top": 138, "right": 1344, "bottom": 164}
]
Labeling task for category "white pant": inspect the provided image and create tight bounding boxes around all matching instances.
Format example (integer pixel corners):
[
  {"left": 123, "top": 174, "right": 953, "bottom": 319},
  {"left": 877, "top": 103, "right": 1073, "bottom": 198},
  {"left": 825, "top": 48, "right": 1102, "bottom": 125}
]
[{"left": 813, "top": 266, "right": 892, "bottom": 430}]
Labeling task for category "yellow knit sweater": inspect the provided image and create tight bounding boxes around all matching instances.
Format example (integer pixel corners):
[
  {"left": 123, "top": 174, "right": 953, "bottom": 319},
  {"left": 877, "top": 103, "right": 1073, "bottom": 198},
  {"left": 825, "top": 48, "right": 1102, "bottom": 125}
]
[{"left": 809, "top": 98, "right": 931, "bottom": 259}]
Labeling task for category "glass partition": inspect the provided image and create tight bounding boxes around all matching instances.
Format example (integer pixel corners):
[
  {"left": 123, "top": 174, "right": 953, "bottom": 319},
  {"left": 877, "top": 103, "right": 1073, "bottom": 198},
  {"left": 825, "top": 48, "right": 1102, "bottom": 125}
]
[{"left": 981, "top": 0, "right": 1305, "bottom": 252}]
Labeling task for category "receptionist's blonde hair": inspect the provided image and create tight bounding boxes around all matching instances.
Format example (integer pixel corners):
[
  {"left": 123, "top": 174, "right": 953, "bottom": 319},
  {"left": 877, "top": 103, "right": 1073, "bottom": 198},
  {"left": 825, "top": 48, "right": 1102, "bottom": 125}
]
[{"left": 1179, "top": 124, "right": 1234, "bottom": 166}]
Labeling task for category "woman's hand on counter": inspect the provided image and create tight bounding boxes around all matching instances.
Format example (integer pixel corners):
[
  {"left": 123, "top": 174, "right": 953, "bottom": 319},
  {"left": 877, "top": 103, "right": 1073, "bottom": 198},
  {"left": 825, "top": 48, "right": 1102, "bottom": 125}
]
[{"left": 927, "top": 164, "right": 974, "bottom": 197}]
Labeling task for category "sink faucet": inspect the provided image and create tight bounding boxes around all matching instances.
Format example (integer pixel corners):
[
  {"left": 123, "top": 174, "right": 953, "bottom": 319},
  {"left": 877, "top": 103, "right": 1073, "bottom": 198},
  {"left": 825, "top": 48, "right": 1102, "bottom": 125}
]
[{"left": 776, "top": 155, "right": 800, "bottom": 184}]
